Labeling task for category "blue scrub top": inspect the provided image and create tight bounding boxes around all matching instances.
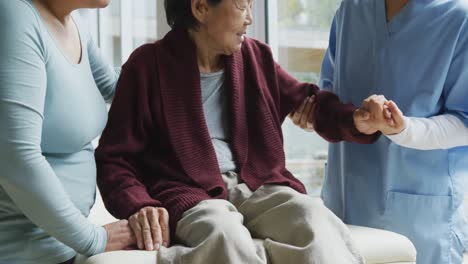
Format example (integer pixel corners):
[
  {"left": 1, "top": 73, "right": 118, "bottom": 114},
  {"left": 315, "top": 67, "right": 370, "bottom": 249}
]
[{"left": 320, "top": 1, "right": 468, "bottom": 263}]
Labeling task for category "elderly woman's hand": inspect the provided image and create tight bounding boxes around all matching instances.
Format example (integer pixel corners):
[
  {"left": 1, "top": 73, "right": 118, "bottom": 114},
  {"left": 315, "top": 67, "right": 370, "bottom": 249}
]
[
  {"left": 354, "top": 95, "right": 385, "bottom": 135},
  {"left": 288, "top": 96, "right": 316, "bottom": 132},
  {"left": 354, "top": 95, "right": 403, "bottom": 135},
  {"left": 128, "top": 207, "right": 170, "bottom": 251}
]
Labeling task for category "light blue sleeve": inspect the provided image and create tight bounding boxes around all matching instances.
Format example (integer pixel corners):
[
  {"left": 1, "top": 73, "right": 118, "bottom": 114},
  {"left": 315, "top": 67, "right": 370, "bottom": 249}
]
[
  {"left": 86, "top": 30, "right": 119, "bottom": 102},
  {"left": 319, "top": 16, "right": 337, "bottom": 91},
  {"left": 443, "top": 22, "right": 468, "bottom": 127},
  {"left": 0, "top": 2, "right": 106, "bottom": 256}
]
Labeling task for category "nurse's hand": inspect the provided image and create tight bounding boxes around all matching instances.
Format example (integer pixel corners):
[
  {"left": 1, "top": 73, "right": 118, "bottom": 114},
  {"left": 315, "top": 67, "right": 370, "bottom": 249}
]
[
  {"left": 128, "top": 206, "right": 170, "bottom": 251},
  {"left": 288, "top": 96, "right": 316, "bottom": 132},
  {"left": 103, "top": 219, "right": 137, "bottom": 252},
  {"left": 381, "top": 100, "right": 407, "bottom": 135}
]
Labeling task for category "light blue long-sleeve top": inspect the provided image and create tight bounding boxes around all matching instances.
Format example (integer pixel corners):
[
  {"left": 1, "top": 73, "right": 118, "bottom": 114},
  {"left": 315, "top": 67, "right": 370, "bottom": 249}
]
[
  {"left": 0, "top": 0, "right": 118, "bottom": 263},
  {"left": 319, "top": 1, "right": 468, "bottom": 264}
]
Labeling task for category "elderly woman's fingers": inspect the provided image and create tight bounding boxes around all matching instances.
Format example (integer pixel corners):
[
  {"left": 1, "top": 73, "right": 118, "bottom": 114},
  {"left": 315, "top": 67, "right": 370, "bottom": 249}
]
[
  {"left": 364, "top": 94, "right": 387, "bottom": 107},
  {"left": 129, "top": 207, "right": 170, "bottom": 251},
  {"left": 300, "top": 96, "right": 315, "bottom": 129},
  {"left": 129, "top": 215, "right": 144, "bottom": 250},
  {"left": 370, "top": 94, "right": 387, "bottom": 103},
  {"left": 354, "top": 108, "right": 370, "bottom": 121},
  {"left": 367, "top": 96, "right": 390, "bottom": 123},
  {"left": 147, "top": 209, "right": 162, "bottom": 251},
  {"left": 304, "top": 96, "right": 316, "bottom": 131},
  {"left": 353, "top": 109, "right": 377, "bottom": 135},
  {"left": 138, "top": 211, "right": 154, "bottom": 251},
  {"left": 158, "top": 208, "right": 171, "bottom": 247},
  {"left": 290, "top": 97, "right": 309, "bottom": 125}
]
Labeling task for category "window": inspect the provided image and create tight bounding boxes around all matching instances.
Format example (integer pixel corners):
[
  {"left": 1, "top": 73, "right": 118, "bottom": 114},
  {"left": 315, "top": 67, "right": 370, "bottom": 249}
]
[
  {"left": 82, "top": 0, "right": 169, "bottom": 67},
  {"left": 268, "top": 0, "right": 340, "bottom": 196}
]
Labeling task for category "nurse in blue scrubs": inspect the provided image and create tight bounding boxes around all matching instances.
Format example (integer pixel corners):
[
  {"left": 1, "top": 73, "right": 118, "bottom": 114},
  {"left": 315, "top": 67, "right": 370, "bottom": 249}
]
[{"left": 294, "top": 0, "right": 468, "bottom": 263}]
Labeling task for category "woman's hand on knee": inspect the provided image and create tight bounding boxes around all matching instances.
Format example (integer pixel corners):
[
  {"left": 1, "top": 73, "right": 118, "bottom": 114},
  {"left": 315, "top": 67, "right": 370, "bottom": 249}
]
[
  {"left": 103, "top": 219, "right": 136, "bottom": 252},
  {"left": 128, "top": 207, "right": 170, "bottom": 251}
]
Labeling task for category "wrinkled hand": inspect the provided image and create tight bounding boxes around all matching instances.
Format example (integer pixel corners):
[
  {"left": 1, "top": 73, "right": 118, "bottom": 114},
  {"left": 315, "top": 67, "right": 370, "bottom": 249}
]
[
  {"left": 129, "top": 207, "right": 170, "bottom": 251},
  {"left": 288, "top": 96, "right": 316, "bottom": 132},
  {"left": 103, "top": 220, "right": 136, "bottom": 252},
  {"left": 354, "top": 95, "right": 395, "bottom": 135}
]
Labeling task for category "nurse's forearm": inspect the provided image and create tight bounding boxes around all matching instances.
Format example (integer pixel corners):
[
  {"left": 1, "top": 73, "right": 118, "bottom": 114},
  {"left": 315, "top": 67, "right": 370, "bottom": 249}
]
[{"left": 385, "top": 114, "right": 468, "bottom": 149}]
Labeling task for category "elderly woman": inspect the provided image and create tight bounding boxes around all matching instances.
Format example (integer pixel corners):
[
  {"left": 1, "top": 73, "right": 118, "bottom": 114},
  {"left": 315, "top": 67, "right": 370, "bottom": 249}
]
[
  {"left": 95, "top": 0, "right": 381, "bottom": 263},
  {"left": 291, "top": 0, "right": 468, "bottom": 263},
  {"left": 0, "top": 0, "right": 135, "bottom": 263}
]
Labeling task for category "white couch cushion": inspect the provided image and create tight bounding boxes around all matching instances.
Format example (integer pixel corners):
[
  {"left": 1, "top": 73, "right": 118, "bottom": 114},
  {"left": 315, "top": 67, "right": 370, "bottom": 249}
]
[
  {"left": 76, "top": 251, "right": 155, "bottom": 264},
  {"left": 83, "top": 190, "right": 420, "bottom": 264},
  {"left": 78, "top": 227, "right": 419, "bottom": 264},
  {"left": 349, "top": 225, "right": 416, "bottom": 264}
]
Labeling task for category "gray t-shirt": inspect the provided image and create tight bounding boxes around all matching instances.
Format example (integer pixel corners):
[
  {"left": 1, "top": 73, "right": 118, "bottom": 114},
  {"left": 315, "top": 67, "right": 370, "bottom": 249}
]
[{"left": 200, "top": 70, "right": 237, "bottom": 173}]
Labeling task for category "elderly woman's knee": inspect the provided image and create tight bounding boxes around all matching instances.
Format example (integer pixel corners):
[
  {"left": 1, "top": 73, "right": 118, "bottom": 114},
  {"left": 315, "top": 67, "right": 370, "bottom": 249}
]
[
  {"left": 263, "top": 187, "right": 330, "bottom": 219},
  {"left": 176, "top": 200, "right": 258, "bottom": 260},
  {"left": 177, "top": 199, "right": 247, "bottom": 241},
  {"left": 181, "top": 199, "right": 238, "bottom": 222}
]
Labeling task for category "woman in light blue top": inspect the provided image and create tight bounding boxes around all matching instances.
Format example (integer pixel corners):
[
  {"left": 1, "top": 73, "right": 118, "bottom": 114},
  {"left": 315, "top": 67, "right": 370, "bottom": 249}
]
[
  {"left": 292, "top": 0, "right": 468, "bottom": 263},
  {"left": 0, "top": 0, "right": 135, "bottom": 263}
]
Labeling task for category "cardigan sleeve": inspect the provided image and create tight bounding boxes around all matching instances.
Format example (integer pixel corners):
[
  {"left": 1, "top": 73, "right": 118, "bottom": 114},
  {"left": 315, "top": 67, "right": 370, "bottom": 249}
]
[
  {"left": 95, "top": 48, "right": 162, "bottom": 220},
  {"left": 275, "top": 62, "right": 380, "bottom": 144}
]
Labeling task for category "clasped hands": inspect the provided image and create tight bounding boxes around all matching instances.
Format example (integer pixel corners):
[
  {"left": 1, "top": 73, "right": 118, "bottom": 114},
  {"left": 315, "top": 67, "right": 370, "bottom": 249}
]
[
  {"left": 103, "top": 206, "right": 170, "bottom": 252},
  {"left": 289, "top": 94, "right": 407, "bottom": 135}
]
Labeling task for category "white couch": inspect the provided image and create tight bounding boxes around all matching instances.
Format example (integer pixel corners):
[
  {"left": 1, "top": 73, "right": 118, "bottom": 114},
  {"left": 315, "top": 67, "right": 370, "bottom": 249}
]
[{"left": 79, "top": 190, "right": 468, "bottom": 264}]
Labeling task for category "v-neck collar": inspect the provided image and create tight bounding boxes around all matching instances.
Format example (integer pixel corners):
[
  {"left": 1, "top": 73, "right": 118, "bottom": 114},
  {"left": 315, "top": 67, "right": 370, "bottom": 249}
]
[
  {"left": 387, "top": 1, "right": 414, "bottom": 35},
  {"left": 376, "top": 0, "right": 434, "bottom": 38}
]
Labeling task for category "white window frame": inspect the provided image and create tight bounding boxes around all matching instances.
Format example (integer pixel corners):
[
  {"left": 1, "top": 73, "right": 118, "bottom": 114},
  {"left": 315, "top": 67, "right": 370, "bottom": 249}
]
[
  {"left": 249, "top": 0, "right": 267, "bottom": 43},
  {"left": 265, "top": 0, "right": 279, "bottom": 59}
]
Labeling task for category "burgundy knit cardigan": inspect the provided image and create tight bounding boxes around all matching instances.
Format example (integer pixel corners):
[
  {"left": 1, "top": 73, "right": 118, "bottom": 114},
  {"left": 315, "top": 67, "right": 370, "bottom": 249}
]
[{"left": 95, "top": 28, "right": 379, "bottom": 235}]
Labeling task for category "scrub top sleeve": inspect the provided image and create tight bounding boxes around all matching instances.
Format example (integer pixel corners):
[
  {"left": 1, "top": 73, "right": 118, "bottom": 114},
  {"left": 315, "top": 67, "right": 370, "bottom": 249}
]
[
  {"left": 319, "top": 16, "right": 337, "bottom": 91},
  {"left": 443, "top": 25, "right": 468, "bottom": 127},
  {"left": 0, "top": 9, "right": 107, "bottom": 256}
]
